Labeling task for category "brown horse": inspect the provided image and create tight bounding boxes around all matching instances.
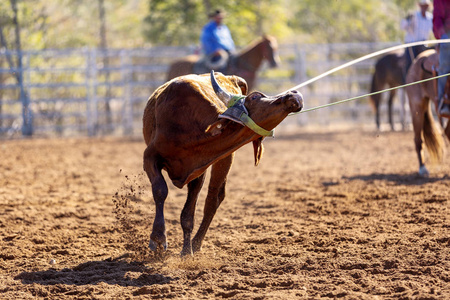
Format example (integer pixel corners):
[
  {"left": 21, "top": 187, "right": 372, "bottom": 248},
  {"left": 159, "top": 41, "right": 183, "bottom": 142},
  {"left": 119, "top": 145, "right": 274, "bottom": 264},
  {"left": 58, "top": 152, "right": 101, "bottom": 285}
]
[
  {"left": 369, "top": 50, "right": 406, "bottom": 131},
  {"left": 405, "top": 49, "right": 450, "bottom": 176},
  {"left": 166, "top": 35, "right": 280, "bottom": 91},
  {"left": 369, "top": 47, "right": 428, "bottom": 131}
]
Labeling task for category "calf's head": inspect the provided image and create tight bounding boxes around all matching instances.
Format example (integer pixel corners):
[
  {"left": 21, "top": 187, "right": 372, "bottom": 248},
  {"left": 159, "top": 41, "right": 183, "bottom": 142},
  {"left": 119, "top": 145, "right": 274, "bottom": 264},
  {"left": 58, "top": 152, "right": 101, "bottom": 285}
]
[
  {"left": 209, "top": 71, "right": 303, "bottom": 135},
  {"left": 208, "top": 71, "right": 303, "bottom": 164}
]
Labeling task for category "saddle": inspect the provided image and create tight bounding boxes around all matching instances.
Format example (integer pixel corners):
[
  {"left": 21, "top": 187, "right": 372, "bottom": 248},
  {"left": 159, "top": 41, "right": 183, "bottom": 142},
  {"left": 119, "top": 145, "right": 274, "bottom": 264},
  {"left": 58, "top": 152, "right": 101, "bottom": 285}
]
[
  {"left": 420, "top": 51, "right": 439, "bottom": 75},
  {"left": 193, "top": 52, "right": 236, "bottom": 74},
  {"left": 420, "top": 50, "right": 450, "bottom": 110}
]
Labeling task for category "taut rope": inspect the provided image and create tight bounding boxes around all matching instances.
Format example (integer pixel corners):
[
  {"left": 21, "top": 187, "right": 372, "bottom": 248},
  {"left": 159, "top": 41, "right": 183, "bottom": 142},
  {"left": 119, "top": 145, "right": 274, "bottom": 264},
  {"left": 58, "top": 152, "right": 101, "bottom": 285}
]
[
  {"left": 290, "top": 72, "right": 450, "bottom": 115},
  {"left": 286, "top": 39, "right": 450, "bottom": 114}
]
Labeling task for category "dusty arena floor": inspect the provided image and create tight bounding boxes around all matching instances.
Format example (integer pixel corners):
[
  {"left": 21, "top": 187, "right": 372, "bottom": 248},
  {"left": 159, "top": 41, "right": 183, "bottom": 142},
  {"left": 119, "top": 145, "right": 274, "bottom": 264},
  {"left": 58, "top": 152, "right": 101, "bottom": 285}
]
[{"left": 1, "top": 128, "right": 449, "bottom": 299}]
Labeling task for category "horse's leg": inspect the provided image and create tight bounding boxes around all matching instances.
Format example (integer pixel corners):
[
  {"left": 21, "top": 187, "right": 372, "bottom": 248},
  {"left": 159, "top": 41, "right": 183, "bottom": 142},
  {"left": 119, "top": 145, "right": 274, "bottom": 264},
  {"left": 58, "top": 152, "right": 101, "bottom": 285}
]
[
  {"left": 409, "top": 100, "right": 428, "bottom": 176},
  {"left": 400, "top": 88, "right": 407, "bottom": 131},
  {"left": 180, "top": 173, "right": 206, "bottom": 256},
  {"left": 369, "top": 74, "right": 381, "bottom": 130},
  {"left": 143, "top": 147, "right": 169, "bottom": 251},
  {"left": 192, "top": 153, "right": 234, "bottom": 253},
  {"left": 388, "top": 90, "right": 396, "bottom": 131},
  {"left": 371, "top": 94, "right": 381, "bottom": 130}
]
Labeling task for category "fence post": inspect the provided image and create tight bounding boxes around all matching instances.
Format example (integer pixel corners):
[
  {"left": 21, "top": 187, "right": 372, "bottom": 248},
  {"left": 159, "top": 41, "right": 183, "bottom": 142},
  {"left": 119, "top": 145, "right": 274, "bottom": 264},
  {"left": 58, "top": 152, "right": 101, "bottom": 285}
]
[
  {"left": 120, "top": 49, "right": 133, "bottom": 135},
  {"left": 18, "top": 49, "right": 33, "bottom": 136},
  {"left": 85, "top": 48, "right": 92, "bottom": 135},
  {"left": 294, "top": 44, "right": 307, "bottom": 84},
  {"left": 294, "top": 44, "right": 308, "bottom": 125},
  {"left": 87, "top": 48, "right": 98, "bottom": 136}
]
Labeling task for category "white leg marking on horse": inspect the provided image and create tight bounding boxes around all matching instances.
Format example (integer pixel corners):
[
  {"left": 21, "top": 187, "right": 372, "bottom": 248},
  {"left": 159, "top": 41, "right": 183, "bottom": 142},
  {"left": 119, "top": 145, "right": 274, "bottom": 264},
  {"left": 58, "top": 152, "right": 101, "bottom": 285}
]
[{"left": 418, "top": 165, "right": 429, "bottom": 177}]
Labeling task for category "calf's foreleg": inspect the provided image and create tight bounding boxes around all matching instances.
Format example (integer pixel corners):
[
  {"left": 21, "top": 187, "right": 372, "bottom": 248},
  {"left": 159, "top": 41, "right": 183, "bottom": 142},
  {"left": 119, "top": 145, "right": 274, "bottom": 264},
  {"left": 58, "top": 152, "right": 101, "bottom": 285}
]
[
  {"left": 180, "top": 173, "right": 206, "bottom": 256},
  {"left": 144, "top": 148, "right": 169, "bottom": 252}
]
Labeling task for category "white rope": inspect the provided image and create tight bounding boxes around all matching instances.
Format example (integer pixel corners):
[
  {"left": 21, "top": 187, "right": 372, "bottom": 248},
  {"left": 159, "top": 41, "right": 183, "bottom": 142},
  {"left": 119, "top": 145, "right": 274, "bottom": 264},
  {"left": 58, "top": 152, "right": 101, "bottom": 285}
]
[
  {"left": 288, "top": 39, "right": 450, "bottom": 91},
  {"left": 290, "top": 72, "right": 450, "bottom": 115}
]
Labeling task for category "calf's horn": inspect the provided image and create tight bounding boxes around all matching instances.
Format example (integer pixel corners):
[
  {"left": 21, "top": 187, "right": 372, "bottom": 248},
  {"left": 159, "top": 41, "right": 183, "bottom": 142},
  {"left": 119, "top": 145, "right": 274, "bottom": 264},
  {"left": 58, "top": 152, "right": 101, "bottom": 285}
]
[{"left": 210, "top": 70, "right": 233, "bottom": 103}]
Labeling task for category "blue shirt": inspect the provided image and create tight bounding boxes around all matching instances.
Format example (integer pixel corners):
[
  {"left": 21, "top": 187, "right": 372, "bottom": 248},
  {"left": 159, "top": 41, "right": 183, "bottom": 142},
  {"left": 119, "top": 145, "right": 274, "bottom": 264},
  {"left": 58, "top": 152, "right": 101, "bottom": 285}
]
[{"left": 200, "top": 21, "right": 235, "bottom": 55}]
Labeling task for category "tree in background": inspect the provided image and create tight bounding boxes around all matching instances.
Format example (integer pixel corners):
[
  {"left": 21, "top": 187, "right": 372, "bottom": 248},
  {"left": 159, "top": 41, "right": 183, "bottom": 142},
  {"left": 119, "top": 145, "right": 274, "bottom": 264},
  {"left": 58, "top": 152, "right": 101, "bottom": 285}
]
[
  {"left": 0, "top": 0, "right": 149, "bottom": 50},
  {"left": 0, "top": 0, "right": 423, "bottom": 51},
  {"left": 143, "top": 0, "right": 295, "bottom": 47},
  {"left": 143, "top": 0, "right": 204, "bottom": 46},
  {"left": 291, "top": 0, "right": 402, "bottom": 43},
  {"left": 0, "top": 0, "right": 32, "bottom": 135},
  {"left": 142, "top": 0, "right": 417, "bottom": 47},
  {"left": 394, "top": 0, "right": 422, "bottom": 16},
  {"left": 98, "top": 0, "right": 113, "bottom": 133}
]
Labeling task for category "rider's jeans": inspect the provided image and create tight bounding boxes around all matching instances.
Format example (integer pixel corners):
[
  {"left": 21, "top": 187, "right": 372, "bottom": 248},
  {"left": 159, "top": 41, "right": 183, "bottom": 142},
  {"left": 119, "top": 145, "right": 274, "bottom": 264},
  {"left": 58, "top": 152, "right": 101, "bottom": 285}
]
[{"left": 438, "top": 41, "right": 450, "bottom": 103}]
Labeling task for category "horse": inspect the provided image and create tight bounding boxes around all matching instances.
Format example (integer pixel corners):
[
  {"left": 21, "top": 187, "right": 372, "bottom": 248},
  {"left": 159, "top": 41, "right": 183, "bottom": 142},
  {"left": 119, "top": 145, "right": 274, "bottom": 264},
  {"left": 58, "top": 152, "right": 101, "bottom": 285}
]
[
  {"left": 369, "top": 46, "right": 428, "bottom": 131},
  {"left": 369, "top": 50, "right": 406, "bottom": 131},
  {"left": 166, "top": 35, "right": 280, "bottom": 91},
  {"left": 405, "top": 49, "right": 450, "bottom": 177}
]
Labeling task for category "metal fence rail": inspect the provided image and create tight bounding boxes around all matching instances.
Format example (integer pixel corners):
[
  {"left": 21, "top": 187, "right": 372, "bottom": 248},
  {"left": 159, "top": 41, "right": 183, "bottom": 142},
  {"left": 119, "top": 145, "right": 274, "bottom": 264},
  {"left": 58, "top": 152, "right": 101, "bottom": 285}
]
[{"left": 0, "top": 42, "right": 402, "bottom": 139}]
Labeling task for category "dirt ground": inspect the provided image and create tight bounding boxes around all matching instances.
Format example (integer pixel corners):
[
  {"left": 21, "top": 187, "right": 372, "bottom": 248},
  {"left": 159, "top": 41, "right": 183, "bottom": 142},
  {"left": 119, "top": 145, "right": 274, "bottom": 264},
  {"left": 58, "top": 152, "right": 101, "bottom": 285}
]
[{"left": 1, "top": 127, "right": 449, "bottom": 299}]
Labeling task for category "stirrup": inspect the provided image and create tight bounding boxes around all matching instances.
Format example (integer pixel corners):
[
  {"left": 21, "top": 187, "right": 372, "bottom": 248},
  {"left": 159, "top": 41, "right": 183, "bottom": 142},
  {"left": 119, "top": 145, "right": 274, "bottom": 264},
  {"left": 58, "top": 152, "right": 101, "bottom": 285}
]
[
  {"left": 438, "top": 97, "right": 450, "bottom": 118},
  {"left": 204, "top": 50, "right": 229, "bottom": 70},
  {"left": 438, "top": 97, "right": 450, "bottom": 110}
]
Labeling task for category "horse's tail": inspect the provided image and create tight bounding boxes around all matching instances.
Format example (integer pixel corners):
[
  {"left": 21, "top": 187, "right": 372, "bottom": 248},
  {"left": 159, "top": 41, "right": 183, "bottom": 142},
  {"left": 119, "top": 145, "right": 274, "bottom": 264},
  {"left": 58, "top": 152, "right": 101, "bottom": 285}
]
[{"left": 423, "top": 104, "right": 445, "bottom": 164}]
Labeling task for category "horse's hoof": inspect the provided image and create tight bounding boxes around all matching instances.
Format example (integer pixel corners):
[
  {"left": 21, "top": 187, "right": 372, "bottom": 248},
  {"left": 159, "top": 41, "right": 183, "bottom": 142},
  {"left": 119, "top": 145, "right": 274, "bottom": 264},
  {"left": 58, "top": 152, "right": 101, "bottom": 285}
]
[
  {"left": 149, "top": 239, "right": 167, "bottom": 252},
  {"left": 180, "top": 249, "right": 193, "bottom": 257},
  {"left": 418, "top": 166, "right": 429, "bottom": 177}
]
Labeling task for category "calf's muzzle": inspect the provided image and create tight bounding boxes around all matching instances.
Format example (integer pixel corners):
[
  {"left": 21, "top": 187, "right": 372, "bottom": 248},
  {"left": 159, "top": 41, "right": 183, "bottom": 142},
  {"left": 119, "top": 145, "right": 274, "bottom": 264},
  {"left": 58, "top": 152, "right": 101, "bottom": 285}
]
[{"left": 277, "top": 90, "right": 303, "bottom": 113}]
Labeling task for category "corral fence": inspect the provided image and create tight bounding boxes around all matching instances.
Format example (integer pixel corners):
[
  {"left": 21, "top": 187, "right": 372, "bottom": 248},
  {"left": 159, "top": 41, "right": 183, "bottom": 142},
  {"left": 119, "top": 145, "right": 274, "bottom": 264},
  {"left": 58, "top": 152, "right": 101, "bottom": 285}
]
[{"left": 0, "top": 41, "right": 403, "bottom": 139}]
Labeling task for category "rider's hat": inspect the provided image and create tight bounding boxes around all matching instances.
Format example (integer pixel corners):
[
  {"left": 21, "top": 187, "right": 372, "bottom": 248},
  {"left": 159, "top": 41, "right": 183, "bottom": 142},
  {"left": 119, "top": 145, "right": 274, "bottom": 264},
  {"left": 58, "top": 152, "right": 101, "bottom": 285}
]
[{"left": 209, "top": 9, "right": 226, "bottom": 18}]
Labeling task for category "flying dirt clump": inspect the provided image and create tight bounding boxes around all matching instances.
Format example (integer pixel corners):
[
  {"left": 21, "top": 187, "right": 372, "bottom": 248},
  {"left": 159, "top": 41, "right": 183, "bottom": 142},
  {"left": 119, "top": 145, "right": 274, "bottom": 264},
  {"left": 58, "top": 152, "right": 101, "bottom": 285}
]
[{"left": 112, "top": 172, "right": 156, "bottom": 261}]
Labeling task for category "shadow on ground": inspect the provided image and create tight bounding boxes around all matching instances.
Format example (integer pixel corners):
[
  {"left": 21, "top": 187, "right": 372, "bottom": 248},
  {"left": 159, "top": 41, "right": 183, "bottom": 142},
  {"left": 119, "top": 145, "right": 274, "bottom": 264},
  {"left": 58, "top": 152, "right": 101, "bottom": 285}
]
[
  {"left": 14, "top": 256, "right": 175, "bottom": 287},
  {"left": 342, "top": 173, "right": 448, "bottom": 186}
]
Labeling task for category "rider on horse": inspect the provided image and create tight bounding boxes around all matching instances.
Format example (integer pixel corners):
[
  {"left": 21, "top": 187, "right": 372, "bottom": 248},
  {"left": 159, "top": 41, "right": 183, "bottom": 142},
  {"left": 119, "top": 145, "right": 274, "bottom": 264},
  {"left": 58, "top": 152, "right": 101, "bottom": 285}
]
[
  {"left": 400, "top": 0, "right": 433, "bottom": 78},
  {"left": 433, "top": 0, "right": 450, "bottom": 118},
  {"left": 200, "top": 9, "right": 236, "bottom": 71}
]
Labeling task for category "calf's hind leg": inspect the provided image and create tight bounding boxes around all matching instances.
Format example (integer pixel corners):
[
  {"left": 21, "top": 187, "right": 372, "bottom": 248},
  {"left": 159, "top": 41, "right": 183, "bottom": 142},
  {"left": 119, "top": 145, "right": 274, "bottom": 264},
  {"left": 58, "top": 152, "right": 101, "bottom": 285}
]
[
  {"left": 143, "top": 148, "right": 169, "bottom": 252},
  {"left": 192, "top": 154, "right": 234, "bottom": 253}
]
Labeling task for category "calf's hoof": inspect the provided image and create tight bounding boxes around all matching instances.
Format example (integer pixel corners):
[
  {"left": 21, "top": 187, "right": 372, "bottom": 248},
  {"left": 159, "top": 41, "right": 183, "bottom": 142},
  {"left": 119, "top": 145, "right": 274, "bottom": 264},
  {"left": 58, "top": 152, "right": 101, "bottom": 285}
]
[
  {"left": 191, "top": 239, "right": 203, "bottom": 254},
  {"left": 149, "top": 238, "right": 167, "bottom": 252},
  {"left": 180, "top": 248, "right": 193, "bottom": 257}
]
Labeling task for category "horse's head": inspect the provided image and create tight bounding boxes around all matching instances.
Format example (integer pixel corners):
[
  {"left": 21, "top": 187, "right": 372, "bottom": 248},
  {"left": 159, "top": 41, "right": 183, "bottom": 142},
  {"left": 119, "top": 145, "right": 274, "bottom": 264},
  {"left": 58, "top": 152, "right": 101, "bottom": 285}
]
[
  {"left": 261, "top": 35, "right": 280, "bottom": 68},
  {"left": 231, "top": 35, "right": 281, "bottom": 90}
]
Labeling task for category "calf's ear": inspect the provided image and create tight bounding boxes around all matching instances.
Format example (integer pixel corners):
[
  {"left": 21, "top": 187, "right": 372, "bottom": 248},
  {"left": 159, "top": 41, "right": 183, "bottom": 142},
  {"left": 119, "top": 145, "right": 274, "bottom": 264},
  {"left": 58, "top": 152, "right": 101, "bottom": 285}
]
[
  {"left": 205, "top": 119, "right": 230, "bottom": 136},
  {"left": 231, "top": 75, "right": 248, "bottom": 95},
  {"left": 253, "top": 137, "right": 265, "bottom": 166}
]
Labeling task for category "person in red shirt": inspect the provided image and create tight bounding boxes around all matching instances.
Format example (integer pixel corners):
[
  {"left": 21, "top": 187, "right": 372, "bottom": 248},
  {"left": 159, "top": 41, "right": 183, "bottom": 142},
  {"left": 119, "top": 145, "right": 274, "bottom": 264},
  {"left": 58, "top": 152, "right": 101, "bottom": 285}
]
[{"left": 433, "top": 0, "right": 450, "bottom": 118}]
